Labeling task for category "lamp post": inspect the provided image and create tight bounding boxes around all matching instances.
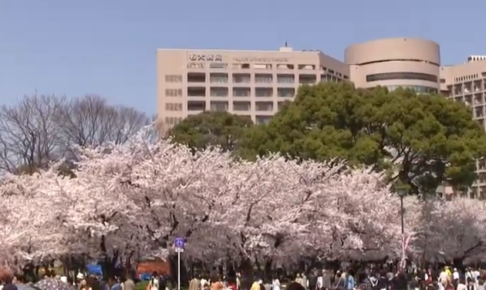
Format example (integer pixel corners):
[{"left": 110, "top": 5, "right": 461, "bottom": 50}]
[{"left": 395, "top": 185, "right": 409, "bottom": 270}]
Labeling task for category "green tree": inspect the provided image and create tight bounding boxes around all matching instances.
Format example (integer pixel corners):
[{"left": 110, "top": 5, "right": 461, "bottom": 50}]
[
  {"left": 168, "top": 111, "right": 253, "bottom": 152},
  {"left": 239, "top": 82, "right": 486, "bottom": 194}
]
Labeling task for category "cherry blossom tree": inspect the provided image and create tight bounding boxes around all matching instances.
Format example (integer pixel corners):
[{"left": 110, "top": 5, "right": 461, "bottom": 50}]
[
  {"left": 1, "top": 126, "right": 486, "bottom": 269},
  {"left": 0, "top": 169, "right": 69, "bottom": 263},
  {"left": 409, "top": 197, "right": 486, "bottom": 263}
]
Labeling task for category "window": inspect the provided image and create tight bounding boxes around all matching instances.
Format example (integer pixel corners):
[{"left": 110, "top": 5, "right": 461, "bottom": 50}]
[
  {"left": 233, "top": 73, "right": 251, "bottom": 83},
  {"left": 255, "top": 116, "right": 271, "bottom": 124},
  {"left": 277, "top": 88, "right": 295, "bottom": 98},
  {"left": 255, "top": 102, "right": 273, "bottom": 112},
  {"left": 255, "top": 88, "right": 273, "bottom": 97},
  {"left": 165, "top": 103, "right": 183, "bottom": 111},
  {"left": 298, "top": 74, "right": 317, "bottom": 85},
  {"left": 474, "top": 94, "right": 483, "bottom": 104},
  {"left": 321, "top": 74, "right": 339, "bottom": 83},
  {"left": 210, "top": 87, "right": 229, "bottom": 97},
  {"left": 165, "top": 89, "right": 183, "bottom": 97},
  {"left": 165, "top": 75, "right": 182, "bottom": 82},
  {"left": 233, "top": 101, "right": 251, "bottom": 111},
  {"left": 164, "top": 117, "right": 183, "bottom": 125},
  {"left": 323, "top": 74, "right": 338, "bottom": 82},
  {"left": 440, "top": 78, "right": 446, "bottom": 83},
  {"left": 386, "top": 85, "right": 438, "bottom": 94},
  {"left": 209, "top": 63, "right": 228, "bottom": 69},
  {"left": 187, "top": 87, "right": 206, "bottom": 97},
  {"left": 366, "top": 72, "right": 438, "bottom": 83},
  {"left": 255, "top": 74, "right": 273, "bottom": 83},
  {"left": 187, "top": 101, "right": 205, "bottom": 111},
  {"left": 277, "top": 74, "right": 294, "bottom": 83},
  {"left": 475, "top": 107, "right": 484, "bottom": 118},
  {"left": 187, "top": 72, "right": 206, "bottom": 83},
  {"left": 210, "top": 101, "right": 228, "bottom": 111},
  {"left": 233, "top": 87, "right": 251, "bottom": 97},
  {"left": 210, "top": 73, "right": 228, "bottom": 83}
]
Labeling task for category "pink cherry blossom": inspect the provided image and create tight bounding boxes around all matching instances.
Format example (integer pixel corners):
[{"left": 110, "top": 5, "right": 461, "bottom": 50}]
[{"left": 0, "top": 127, "right": 484, "bottom": 266}]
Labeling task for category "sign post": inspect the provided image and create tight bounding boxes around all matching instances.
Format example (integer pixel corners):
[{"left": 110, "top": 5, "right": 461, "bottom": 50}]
[{"left": 174, "top": 237, "right": 185, "bottom": 290}]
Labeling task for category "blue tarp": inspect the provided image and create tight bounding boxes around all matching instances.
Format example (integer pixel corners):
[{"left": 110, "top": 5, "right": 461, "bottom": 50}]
[{"left": 86, "top": 264, "right": 103, "bottom": 276}]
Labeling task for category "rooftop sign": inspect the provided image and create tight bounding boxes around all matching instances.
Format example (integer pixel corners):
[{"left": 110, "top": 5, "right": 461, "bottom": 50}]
[
  {"left": 233, "top": 57, "right": 289, "bottom": 62},
  {"left": 188, "top": 54, "right": 222, "bottom": 62}
]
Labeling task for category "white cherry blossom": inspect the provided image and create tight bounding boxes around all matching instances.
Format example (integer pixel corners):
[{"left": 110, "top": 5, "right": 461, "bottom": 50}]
[{"left": 0, "top": 127, "right": 484, "bottom": 266}]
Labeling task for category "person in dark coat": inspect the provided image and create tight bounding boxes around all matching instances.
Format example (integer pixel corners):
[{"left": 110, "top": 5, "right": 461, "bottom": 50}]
[
  {"left": 286, "top": 282, "right": 306, "bottom": 290},
  {"left": 308, "top": 271, "right": 317, "bottom": 290},
  {"left": 392, "top": 272, "right": 408, "bottom": 290},
  {"left": 376, "top": 271, "right": 388, "bottom": 290}
]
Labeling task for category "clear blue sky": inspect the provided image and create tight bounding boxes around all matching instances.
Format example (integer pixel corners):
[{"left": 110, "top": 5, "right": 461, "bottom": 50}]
[{"left": 0, "top": 0, "right": 483, "bottom": 114}]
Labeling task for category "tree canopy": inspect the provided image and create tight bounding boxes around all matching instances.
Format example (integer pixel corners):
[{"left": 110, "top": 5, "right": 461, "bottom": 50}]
[
  {"left": 168, "top": 111, "right": 253, "bottom": 152},
  {"left": 4, "top": 130, "right": 486, "bottom": 267},
  {"left": 0, "top": 94, "right": 149, "bottom": 173},
  {"left": 239, "top": 82, "right": 486, "bottom": 194}
]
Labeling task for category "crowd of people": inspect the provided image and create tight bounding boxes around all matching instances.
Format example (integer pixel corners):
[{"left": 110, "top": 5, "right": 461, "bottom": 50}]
[
  {"left": 0, "top": 267, "right": 141, "bottom": 290},
  {"left": 2, "top": 264, "right": 486, "bottom": 290},
  {"left": 185, "top": 265, "right": 486, "bottom": 290}
]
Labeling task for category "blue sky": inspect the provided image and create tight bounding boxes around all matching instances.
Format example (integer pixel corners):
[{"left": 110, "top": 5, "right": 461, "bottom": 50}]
[{"left": 0, "top": 0, "right": 484, "bottom": 114}]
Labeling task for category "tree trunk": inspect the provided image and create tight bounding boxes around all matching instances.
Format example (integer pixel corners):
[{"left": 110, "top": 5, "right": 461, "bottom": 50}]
[
  {"left": 169, "top": 254, "right": 189, "bottom": 288},
  {"left": 453, "top": 258, "right": 464, "bottom": 272},
  {"left": 264, "top": 259, "right": 273, "bottom": 281}
]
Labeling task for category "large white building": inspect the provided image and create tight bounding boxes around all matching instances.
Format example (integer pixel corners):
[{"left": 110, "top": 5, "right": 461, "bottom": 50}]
[{"left": 157, "top": 37, "right": 486, "bottom": 199}]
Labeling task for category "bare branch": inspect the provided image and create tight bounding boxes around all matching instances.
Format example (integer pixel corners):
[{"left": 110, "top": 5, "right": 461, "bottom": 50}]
[{"left": 0, "top": 95, "right": 65, "bottom": 173}]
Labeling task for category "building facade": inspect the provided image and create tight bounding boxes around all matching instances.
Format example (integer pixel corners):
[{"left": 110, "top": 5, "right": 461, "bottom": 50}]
[
  {"left": 440, "top": 56, "right": 486, "bottom": 199},
  {"left": 156, "top": 37, "right": 486, "bottom": 199},
  {"left": 157, "top": 46, "right": 349, "bottom": 127},
  {"left": 345, "top": 38, "right": 441, "bottom": 94},
  {"left": 156, "top": 37, "right": 447, "bottom": 127}
]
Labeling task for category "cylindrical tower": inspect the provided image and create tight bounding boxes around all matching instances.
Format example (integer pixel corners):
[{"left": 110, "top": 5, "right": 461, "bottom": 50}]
[{"left": 345, "top": 38, "right": 441, "bottom": 94}]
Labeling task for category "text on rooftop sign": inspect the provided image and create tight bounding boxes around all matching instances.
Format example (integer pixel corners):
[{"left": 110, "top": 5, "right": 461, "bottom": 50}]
[
  {"left": 188, "top": 54, "right": 222, "bottom": 62},
  {"left": 233, "top": 57, "right": 289, "bottom": 62}
]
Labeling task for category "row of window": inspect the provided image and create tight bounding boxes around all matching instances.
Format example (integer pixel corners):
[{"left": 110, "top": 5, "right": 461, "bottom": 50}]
[
  {"left": 167, "top": 83, "right": 436, "bottom": 98},
  {"left": 165, "top": 87, "right": 296, "bottom": 98},
  {"left": 165, "top": 103, "right": 183, "bottom": 111},
  {"left": 165, "top": 89, "right": 183, "bottom": 97},
  {"left": 165, "top": 75, "right": 183, "bottom": 82},
  {"left": 366, "top": 72, "right": 438, "bottom": 83},
  {"left": 183, "top": 100, "right": 289, "bottom": 112},
  {"left": 186, "top": 63, "right": 344, "bottom": 76},
  {"left": 165, "top": 117, "right": 184, "bottom": 125},
  {"left": 171, "top": 73, "right": 343, "bottom": 84},
  {"left": 452, "top": 94, "right": 486, "bottom": 107},
  {"left": 454, "top": 73, "right": 481, "bottom": 83},
  {"left": 164, "top": 115, "right": 272, "bottom": 126},
  {"left": 386, "top": 85, "right": 438, "bottom": 94},
  {"left": 165, "top": 101, "right": 287, "bottom": 112}
]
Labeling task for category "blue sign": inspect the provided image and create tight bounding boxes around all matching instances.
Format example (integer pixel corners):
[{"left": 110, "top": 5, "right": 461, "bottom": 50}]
[{"left": 174, "top": 237, "right": 185, "bottom": 249}]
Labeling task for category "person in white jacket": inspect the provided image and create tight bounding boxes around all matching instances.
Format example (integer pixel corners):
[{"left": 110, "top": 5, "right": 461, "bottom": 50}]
[{"left": 272, "top": 277, "right": 280, "bottom": 290}]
